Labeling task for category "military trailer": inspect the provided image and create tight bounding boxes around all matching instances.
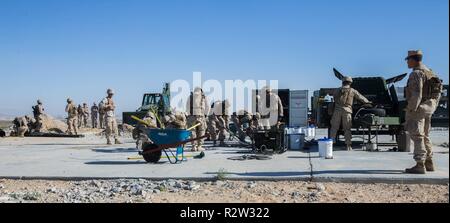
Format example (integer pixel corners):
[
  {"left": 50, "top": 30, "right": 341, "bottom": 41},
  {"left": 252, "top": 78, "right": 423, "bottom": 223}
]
[
  {"left": 394, "top": 85, "right": 448, "bottom": 127},
  {"left": 312, "top": 68, "right": 409, "bottom": 151}
]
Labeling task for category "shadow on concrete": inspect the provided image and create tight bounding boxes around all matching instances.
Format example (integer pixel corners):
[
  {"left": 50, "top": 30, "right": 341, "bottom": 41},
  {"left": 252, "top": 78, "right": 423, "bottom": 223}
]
[
  {"left": 205, "top": 171, "right": 311, "bottom": 177},
  {"left": 287, "top": 156, "right": 317, "bottom": 159},
  {"left": 32, "top": 143, "right": 107, "bottom": 146},
  {"left": 92, "top": 148, "right": 138, "bottom": 153},
  {"left": 218, "top": 151, "right": 254, "bottom": 155},
  {"left": 313, "top": 170, "right": 404, "bottom": 175},
  {"left": 85, "top": 160, "right": 167, "bottom": 165},
  {"left": 205, "top": 169, "right": 404, "bottom": 177}
]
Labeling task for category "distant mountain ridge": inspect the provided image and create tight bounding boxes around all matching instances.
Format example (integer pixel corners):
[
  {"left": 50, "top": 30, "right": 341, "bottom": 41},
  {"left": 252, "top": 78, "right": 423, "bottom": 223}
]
[{"left": 0, "top": 113, "right": 16, "bottom": 120}]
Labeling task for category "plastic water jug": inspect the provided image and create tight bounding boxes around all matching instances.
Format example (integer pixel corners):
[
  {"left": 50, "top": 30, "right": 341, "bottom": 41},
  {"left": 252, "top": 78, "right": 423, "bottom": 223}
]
[{"left": 318, "top": 138, "right": 333, "bottom": 159}]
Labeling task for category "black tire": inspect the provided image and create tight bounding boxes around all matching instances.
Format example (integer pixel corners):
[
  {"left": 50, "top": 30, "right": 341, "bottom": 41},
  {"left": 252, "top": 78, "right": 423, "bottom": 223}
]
[
  {"left": 255, "top": 155, "right": 272, "bottom": 160},
  {"left": 142, "top": 143, "right": 162, "bottom": 163},
  {"left": 357, "top": 108, "right": 386, "bottom": 117}
]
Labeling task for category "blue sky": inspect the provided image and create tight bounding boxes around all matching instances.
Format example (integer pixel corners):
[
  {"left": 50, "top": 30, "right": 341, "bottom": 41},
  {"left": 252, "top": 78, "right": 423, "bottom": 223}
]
[{"left": 0, "top": 0, "right": 448, "bottom": 117}]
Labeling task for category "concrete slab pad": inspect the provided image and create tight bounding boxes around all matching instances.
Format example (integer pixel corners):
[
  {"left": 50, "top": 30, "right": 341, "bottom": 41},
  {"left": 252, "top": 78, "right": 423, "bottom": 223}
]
[
  {"left": 0, "top": 137, "right": 312, "bottom": 181},
  {"left": 0, "top": 129, "right": 448, "bottom": 184},
  {"left": 309, "top": 149, "right": 449, "bottom": 184}
]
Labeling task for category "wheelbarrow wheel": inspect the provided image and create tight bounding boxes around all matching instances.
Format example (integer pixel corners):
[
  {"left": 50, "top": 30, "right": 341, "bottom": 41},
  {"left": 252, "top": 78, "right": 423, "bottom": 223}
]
[{"left": 142, "top": 143, "right": 162, "bottom": 163}]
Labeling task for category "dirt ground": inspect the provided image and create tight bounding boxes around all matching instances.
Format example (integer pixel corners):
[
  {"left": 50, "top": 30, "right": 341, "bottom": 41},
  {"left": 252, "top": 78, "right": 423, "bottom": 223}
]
[
  {"left": 0, "top": 120, "right": 11, "bottom": 130},
  {"left": 0, "top": 179, "right": 448, "bottom": 203}
]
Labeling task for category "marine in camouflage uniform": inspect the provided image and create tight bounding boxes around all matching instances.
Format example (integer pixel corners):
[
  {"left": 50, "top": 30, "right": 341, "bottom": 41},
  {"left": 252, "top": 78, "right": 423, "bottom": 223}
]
[
  {"left": 98, "top": 100, "right": 106, "bottom": 129},
  {"left": 404, "top": 50, "right": 442, "bottom": 174},
  {"left": 103, "top": 89, "right": 121, "bottom": 145},
  {"left": 82, "top": 103, "right": 90, "bottom": 128},
  {"left": 186, "top": 87, "right": 209, "bottom": 151},
  {"left": 329, "top": 76, "right": 371, "bottom": 151},
  {"left": 208, "top": 100, "right": 230, "bottom": 146},
  {"left": 251, "top": 112, "right": 262, "bottom": 131},
  {"left": 65, "top": 98, "right": 79, "bottom": 135},
  {"left": 231, "top": 112, "right": 244, "bottom": 141},
  {"left": 32, "top": 100, "right": 45, "bottom": 133},
  {"left": 13, "top": 116, "right": 28, "bottom": 137},
  {"left": 91, "top": 103, "right": 99, "bottom": 129},
  {"left": 77, "top": 104, "right": 84, "bottom": 128},
  {"left": 164, "top": 111, "right": 187, "bottom": 129},
  {"left": 258, "top": 87, "right": 284, "bottom": 130},
  {"left": 133, "top": 110, "right": 158, "bottom": 152},
  {"left": 24, "top": 116, "right": 35, "bottom": 131},
  {"left": 231, "top": 110, "right": 253, "bottom": 141}
]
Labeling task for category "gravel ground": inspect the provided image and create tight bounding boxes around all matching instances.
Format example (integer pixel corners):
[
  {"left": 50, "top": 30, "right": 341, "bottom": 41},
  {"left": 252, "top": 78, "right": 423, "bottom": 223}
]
[{"left": 0, "top": 179, "right": 448, "bottom": 203}]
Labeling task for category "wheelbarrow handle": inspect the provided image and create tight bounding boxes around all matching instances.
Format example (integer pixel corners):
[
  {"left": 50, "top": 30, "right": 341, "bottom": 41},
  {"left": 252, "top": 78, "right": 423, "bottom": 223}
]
[
  {"left": 142, "top": 133, "right": 210, "bottom": 155},
  {"left": 187, "top": 122, "right": 202, "bottom": 131}
]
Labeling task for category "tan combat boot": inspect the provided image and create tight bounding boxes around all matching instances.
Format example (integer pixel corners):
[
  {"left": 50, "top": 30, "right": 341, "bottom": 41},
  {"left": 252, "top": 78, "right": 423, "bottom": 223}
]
[
  {"left": 425, "top": 158, "right": 435, "bottom": 172},
  {"left": 191, "top": 145, "right": 198, "bottom": 152},
  {"left": 197, "top": 145, "right": 205, "bottom": 152},
  {"left": 114, "top": 138, "right": 122, "bottom": 144},
  {"left": 405, "top": 162, "right": 426, "bottom": 174},
  {"left": 346, "top": 145, "right": 353, "bottom": 151},
  {"left": 107, "top": 139, "right": 113, "bottom": 145}
]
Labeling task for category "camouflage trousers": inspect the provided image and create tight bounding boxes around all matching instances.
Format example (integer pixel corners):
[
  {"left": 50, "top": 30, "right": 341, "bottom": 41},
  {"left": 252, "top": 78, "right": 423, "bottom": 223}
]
[
  {"left": 99, "top": 114, "right": 105, "bottom": 129},
  {"left": 208, "top": 115, "right": 228, "bottom": 143},
  {"left": 35, "top": 115, "right": 44, "bottom": 132},
  {"left": 83, "top": 114, "right": 89, "bottom": 127},
  {"left": 105, "top": 116, "right": 119, "bottom": 143},
  {"left": 78, "top": 115, "right": 84, "bottom": 128},
  {"left": 231, "top": 116, "right": 246, "bottom": 140},
  {"left": 187, "top": 115, "right": 206, "bottom": 149},
  {"left": 259, "top": 111, "right": 280, "bottom": 130},
  {"left": 91, "top": 115, "right": 98, "bottom": 128},
  {"left": 67, "top": 117, "right": 78, "bottom": 135},
  {"left": 17, "top": 126, "right": 28, "bottom": 137},
  {"left": 405, "top": 111, "right": 433, "bottom": 162},
  {"left": 329, "top": 109, "right": 352, "bottom": 146}
]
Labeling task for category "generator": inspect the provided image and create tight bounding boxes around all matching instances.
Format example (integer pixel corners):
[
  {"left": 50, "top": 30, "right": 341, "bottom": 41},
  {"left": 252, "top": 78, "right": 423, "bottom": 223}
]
[{"left": 252, "top": 127, "right": 287, "bottom": 154}]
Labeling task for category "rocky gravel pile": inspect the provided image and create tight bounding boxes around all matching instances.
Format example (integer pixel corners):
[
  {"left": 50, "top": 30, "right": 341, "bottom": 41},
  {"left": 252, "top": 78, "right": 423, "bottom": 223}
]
[
  {"left": 0, "top": 179, "right": 448, "bottom": 203},
  {"left": 0, "top": 179, "right": 204, "bottom": 203}
]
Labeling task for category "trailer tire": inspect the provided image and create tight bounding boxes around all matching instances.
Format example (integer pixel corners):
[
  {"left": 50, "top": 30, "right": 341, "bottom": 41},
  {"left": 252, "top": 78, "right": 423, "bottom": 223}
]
[{"left": 142, "top": 143, "right": 162, "bottom": 163}]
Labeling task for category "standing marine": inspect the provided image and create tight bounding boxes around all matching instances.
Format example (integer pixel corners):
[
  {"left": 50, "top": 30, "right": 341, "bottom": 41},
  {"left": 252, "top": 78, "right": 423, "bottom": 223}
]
[
  {"left": 98, "top": 100, "right": 106, "bottom": 129},
  {"left": 65, "top": 98, "right": 79, "bottom": 135},
  {"left": 186, "top": 87, "right": 209, "bottom": 151},
  {"left": 91, "top": 103, "right": 99, "bottom": 129},
  {"left": 208, "top": 100, "right": 230, "bottom": 146},
  {"left": 32, "top": 99, "right": 45, "bottom": 132},
  {"left": 404, "top": 50, "right": 442, "bottom": 174},
  {"left": 77, "top": 104, "right": 84, "bottom": 128},
  {"left": 82, "top": 103, "right": 90, "bottom": 128},
  {"left": 102, "top": 89, "right": 122, "bottom": 145},
  {"left": 329, "top": 76, "right": 371, "bottom": 151},
  {"left": 258, "top": 86, "right": 284, "bottom": 130}
]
